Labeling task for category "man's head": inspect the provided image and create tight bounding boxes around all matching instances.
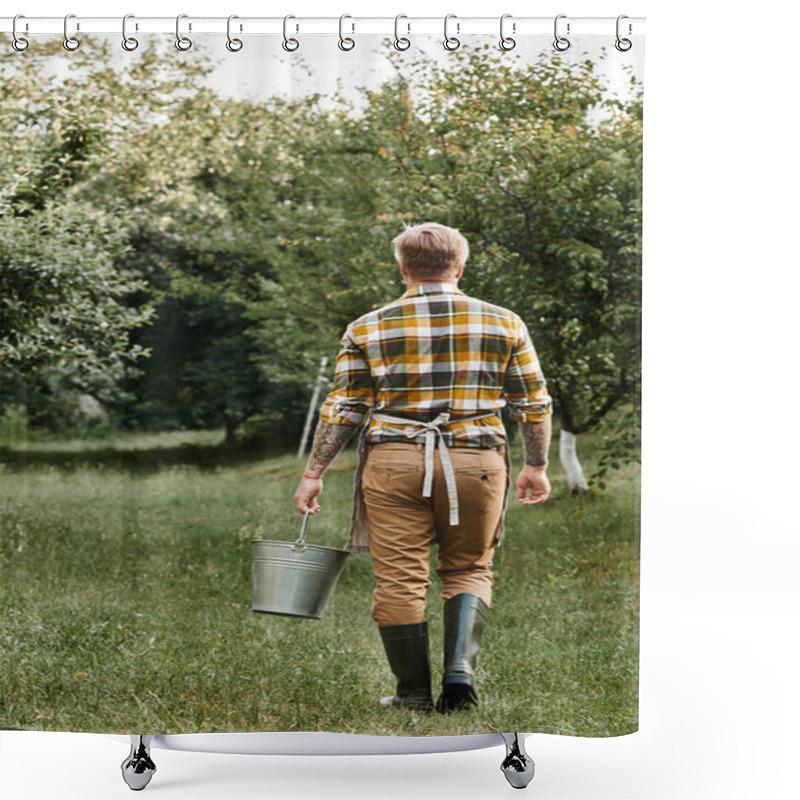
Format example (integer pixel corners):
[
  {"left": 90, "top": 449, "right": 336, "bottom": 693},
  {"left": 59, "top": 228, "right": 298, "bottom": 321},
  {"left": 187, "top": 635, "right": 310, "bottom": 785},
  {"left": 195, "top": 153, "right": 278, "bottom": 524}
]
[{"left": 392, "top": 222, "right": 469, "bottom": 283}]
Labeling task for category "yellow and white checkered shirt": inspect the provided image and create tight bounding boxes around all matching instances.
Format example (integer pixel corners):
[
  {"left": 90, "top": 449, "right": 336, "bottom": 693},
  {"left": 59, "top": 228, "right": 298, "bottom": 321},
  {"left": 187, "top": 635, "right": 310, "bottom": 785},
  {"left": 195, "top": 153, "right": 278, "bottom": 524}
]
[{"left": 319, "top": 283, "right": 552, "bottom": 448}]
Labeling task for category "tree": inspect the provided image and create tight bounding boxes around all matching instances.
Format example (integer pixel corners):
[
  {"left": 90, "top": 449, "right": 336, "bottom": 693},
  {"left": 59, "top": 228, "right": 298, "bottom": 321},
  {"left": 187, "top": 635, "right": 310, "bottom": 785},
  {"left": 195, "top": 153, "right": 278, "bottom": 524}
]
[
  {"left": 2, "top": 39, "right": 641, "bottom": 473},
  {"left": 201, "top": 95, "right": 404, "bottom": 421},
  {"left": 0, "top": 40, "right": 278, "bottom": 434},
  {"left": 0, "top": 40, "right": 210, "bottom": 420},
  {"left": 0, "top": 200, "right": 152, "bottom": 417},
  {"left": 220, "top": 47, "right": 641, "bottom": 483},
  {"left": 0, "top": 42, "right": 161, "bottom": 415},
  {"left": 349, "top": 46, "right": 643, "bottom": 489}
]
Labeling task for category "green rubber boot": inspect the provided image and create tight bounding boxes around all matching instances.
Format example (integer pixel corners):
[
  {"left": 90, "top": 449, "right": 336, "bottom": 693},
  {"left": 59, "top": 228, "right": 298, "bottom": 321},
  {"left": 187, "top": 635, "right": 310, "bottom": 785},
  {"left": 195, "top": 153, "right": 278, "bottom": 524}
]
[
  {"left": 436, "top": 594, "right": 489, "bottom": 712},
  {"left": 378, "top": 622, "right": 434, "bottom": 711}
]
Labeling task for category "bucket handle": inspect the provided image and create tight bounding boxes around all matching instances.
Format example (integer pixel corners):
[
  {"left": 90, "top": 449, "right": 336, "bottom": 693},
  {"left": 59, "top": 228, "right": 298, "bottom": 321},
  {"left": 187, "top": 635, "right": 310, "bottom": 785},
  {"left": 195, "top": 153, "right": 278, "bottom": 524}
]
[{"left": 293, "top": 510, "right": 311, "bottom": 549}]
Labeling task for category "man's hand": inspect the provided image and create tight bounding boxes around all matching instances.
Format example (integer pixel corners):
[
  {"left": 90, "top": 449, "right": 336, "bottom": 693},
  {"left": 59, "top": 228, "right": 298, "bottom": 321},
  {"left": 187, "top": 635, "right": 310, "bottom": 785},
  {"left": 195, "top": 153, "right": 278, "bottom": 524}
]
[
  {"left": 294, "top": 476, "right": 323, "bottom": 515},
  {"left": 516, "top": 465, "right": 550, "bottom": 506}
]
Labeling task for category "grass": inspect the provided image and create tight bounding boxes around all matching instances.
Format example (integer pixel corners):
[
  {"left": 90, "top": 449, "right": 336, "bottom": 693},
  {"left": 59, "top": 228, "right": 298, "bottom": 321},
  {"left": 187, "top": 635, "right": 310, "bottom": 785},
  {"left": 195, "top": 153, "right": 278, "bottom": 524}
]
[{"left": 0, "top": 429, "right": 639, "bottom": 737}]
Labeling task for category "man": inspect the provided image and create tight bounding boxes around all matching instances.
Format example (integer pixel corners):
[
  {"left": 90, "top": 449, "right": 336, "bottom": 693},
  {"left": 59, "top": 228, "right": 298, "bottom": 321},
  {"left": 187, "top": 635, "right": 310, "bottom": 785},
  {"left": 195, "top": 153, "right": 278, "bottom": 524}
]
[{"left": 294, "top": 222, "right": 552, "bottom": 713}]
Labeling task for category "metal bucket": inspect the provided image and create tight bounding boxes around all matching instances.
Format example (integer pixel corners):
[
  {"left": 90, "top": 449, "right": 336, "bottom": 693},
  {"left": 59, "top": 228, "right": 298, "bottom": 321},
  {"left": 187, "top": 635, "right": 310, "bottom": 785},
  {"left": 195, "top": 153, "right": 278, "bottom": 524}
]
[{"left": 251, "top": 512, "right": 350, "bottom": 619}]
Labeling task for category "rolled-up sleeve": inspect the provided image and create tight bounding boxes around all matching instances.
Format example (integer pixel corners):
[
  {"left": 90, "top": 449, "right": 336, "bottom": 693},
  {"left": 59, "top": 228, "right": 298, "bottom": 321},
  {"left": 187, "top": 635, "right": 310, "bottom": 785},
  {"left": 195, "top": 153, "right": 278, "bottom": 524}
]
[
  {"left": 503, "top": 318, "right": 553, "bottom": 422},
  {"left": 318, "top": 326, "right": 375, "bottom": 426}
]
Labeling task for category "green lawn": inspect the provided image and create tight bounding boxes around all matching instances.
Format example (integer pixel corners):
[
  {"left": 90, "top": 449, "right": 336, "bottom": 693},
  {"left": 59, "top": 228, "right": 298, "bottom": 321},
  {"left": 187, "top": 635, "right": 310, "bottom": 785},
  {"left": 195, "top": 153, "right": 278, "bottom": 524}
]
[{"left": 0, "top": 430, "right": 639, "bottom": 737}]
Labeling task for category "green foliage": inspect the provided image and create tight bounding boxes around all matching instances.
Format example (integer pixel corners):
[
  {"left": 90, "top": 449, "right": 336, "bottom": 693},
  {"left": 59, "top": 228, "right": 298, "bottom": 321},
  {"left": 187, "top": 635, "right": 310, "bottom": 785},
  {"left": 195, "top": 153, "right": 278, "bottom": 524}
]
[
  {"left": 121, "top": 295, "right": 272, "bottom": 440},
  {"left": 0, "top": 203, "right": 151, "bottom": 382},
  {"left": 0, "top": 39, "right": 214, "bottom": 408},
  {"left": 353, "top": 47, "right": 642, "bottom": 438},
  {"left": 0, "top": 404, "right": 28, "bottom": 443},
  {"left": 240, "top": 46, "right": 642, "bottom": 448},
  {"left": 1, "top": 39, "right": 641, "bottom": 453},
  {"left": 587, "top": 404, "right": 642, "bottom": 489}
]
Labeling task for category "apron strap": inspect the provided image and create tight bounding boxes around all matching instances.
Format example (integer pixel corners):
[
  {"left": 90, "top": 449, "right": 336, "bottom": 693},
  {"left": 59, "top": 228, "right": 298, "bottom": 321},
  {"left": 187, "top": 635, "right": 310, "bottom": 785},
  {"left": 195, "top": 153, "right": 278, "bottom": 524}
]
[{"left": 370, "top": 411, "right": 497, "bottom": 526}]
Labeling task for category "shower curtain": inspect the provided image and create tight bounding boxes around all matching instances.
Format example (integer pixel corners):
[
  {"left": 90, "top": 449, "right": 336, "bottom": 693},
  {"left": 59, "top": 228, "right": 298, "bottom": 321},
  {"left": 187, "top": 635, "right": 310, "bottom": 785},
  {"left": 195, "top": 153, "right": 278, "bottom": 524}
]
[{"left": 0, "top": 17, "right": 643, "bottom": 745}]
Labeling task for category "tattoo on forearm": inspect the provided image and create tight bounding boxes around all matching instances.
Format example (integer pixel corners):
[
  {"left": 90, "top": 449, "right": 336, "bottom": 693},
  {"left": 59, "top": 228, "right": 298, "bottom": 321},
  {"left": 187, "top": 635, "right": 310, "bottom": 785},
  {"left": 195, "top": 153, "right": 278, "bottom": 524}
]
[
  {"left": 306, "top": 421, "right": 358, "bottom": 475},
  {"left": 519, "top": 418, "right": 552, "bottom": 467}
]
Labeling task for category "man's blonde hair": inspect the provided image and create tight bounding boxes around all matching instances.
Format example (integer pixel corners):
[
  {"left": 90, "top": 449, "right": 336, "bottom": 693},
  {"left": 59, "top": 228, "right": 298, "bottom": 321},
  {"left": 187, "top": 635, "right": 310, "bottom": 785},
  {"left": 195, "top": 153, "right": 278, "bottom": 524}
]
[{"left": 392, "top": 222, "right": 469, "bottom": 279}]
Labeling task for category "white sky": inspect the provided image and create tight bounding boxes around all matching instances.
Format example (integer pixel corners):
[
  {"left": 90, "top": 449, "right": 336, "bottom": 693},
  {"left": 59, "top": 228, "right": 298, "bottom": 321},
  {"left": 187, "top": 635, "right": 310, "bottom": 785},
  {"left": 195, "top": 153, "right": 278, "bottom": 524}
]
[{"left": 9, "top": 30, "right": 643, "bottom": 110}]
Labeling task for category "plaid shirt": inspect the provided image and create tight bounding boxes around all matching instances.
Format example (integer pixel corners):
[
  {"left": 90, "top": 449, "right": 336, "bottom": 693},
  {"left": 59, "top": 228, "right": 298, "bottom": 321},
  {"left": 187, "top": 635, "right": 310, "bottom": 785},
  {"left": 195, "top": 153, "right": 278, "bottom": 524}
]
[{"left": 319, "top": 283, "right": 552, "bottom": 448}]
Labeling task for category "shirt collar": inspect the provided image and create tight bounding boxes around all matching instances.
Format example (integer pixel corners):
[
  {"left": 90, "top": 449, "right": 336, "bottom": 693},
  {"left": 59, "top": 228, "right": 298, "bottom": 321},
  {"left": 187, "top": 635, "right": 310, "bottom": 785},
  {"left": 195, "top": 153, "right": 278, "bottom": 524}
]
[{"left": 401, "top": 282, "right": 464, "bottom": 299}]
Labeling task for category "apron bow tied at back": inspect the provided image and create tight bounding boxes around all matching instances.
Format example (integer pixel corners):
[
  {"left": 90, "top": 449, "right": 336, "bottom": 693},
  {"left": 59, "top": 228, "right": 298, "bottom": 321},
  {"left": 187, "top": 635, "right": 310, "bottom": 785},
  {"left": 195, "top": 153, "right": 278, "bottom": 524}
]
[{"left": 371, "top": 411, "right": 495, "bottom": 526}]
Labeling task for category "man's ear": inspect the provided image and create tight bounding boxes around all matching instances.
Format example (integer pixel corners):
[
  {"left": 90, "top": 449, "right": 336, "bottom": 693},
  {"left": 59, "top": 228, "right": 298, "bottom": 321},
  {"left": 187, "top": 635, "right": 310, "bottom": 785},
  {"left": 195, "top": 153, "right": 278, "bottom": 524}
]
[{"left": 455, "top": 264, "right": 465, "bottom": 280}]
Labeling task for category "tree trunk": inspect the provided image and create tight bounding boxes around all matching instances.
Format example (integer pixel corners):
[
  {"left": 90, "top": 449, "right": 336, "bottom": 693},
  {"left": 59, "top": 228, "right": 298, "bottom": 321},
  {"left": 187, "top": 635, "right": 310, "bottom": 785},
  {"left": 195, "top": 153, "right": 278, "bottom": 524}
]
[
  {"left": 222, "top": 413, "right": 238, "bottom": 447},
  {"left": 559, "top": 429, "right": 589, "bottom": 494}
]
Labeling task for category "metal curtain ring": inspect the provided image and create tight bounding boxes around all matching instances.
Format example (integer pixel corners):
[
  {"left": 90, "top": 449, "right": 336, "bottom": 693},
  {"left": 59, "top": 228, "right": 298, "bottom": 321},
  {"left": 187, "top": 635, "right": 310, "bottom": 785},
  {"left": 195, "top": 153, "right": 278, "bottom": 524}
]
[
  {"left": 175, "top": 13, "right": 192, "bottom": 51},
  {"left": 226, "top": 15, "right": 243, "bottom": 51},
  {"left": 282, "top": 15, "right": 299, "bottom": 51},
  {"left": 615, "top": 14, "right": 632, "bottom": 52},
  {"left": 12, "top": 14, "right": 29, "bottom": 51},
  {"left": 122, "top": 14, "right": 139, "bottom": 51},
  {"left": 444, "top": 13, "right": 460, "bottom": 51},
  {"left": 338, "top": 14, "right": 355, "bottom": 51},
  {"left": 499, "top": 13, "right": 516, "bottom": 51},
  {"left": 63, "top": 13, "right": 80, "bottom": 51},
  {"left": 394, "top": 14, "right": 411, "bottom": 51},
  {"left": 553, "top": 14, "right": 570, "bottom": 51}
]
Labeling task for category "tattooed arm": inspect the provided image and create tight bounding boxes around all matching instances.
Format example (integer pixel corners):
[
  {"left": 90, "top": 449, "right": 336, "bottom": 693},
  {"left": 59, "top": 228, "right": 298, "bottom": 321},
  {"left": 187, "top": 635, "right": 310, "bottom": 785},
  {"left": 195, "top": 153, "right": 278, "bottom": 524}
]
[
  {"left": 293, "top": 420, "right": 359, "bottom": 514},
  {"left": 519, "top": 417, "right": 552, "bottom": 468},
  {"left": 502, "top": 315, "right": 553, "bottom": 505},
  {"left": 305, "top": 421, "right": 358, "bottom": 478},
  {"left": 515, "top": 417, "right": 552, "bottom": 506}
]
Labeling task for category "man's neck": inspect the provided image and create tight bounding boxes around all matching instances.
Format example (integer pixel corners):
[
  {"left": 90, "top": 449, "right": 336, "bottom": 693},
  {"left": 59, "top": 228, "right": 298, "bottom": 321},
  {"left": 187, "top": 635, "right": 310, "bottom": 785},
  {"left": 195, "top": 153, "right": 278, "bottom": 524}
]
[{"left": 403, "top": 278, "right": 459, "bottom": 290}]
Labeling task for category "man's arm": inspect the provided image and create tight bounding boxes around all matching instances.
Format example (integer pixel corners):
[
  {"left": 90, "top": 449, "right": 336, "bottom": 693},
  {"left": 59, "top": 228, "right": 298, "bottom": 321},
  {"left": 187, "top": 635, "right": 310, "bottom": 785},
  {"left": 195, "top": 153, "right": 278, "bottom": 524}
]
[
  {"left": 520, "top": 417, "right": 552, "bottom": 468},
  {"left": 503, "top": 317, "right": 553, "bottom": 506},
  {"left": 305, "top": 420, "right": 358, "bottom": 478},
  {"left": 516, "top": 417, "right": 552, "bottom": 505},
  {"left": 293, "top": 421, "right": 359, "bottom": 515},
  {"left": 294, "top": 324, "right": 373, "bottom": 515}
]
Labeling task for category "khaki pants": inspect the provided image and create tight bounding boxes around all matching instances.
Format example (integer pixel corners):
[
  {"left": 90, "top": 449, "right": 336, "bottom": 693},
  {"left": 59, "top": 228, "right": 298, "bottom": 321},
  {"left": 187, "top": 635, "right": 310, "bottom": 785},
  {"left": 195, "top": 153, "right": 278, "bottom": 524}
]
[{"left": 362, "top": 442, "right": 507, "bottom": 627}]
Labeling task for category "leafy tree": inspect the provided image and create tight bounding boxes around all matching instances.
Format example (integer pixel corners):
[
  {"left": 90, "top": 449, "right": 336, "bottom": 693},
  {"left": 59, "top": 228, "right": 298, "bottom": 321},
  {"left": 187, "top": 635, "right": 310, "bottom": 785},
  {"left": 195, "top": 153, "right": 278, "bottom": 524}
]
[
  {"left": 226, "top": 47, "right": 641, "bottom": 482},
  {"left": 0, "top": 41, "right": 191, "bottom": 422},
  {"left": 346, "top": 46, "right": 643, "bottom": 488},
  {"left": 0, "top": 202, "right": 150, "bottom": 384},
  {"left": 0, "top": 40, "right": 278, "bottom": 435},
  {"left": 1, "top": 39, "right": 641, "bottom": 477},
  {"left": 0, "top": 42, "right": 159, "bottom": 418},
  {"left": 189, "top": 95, "right": 403, "bottom": 419}
]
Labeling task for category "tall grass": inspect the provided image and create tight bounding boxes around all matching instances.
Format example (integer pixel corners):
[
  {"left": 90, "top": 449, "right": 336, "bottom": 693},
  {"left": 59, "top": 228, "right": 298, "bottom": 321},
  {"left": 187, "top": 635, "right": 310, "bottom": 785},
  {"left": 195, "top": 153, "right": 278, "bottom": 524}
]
[{"left": 0, "top": 431, "right": 638, "bottom": 736}]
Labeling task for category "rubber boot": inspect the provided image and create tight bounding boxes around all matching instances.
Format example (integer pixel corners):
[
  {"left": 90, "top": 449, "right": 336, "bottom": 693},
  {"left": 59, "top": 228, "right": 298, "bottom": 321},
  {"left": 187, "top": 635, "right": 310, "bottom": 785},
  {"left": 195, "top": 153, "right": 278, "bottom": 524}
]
[
  {"left": 436, "top": 593, "right": 489, "bottom": 712},
  {"left": 377, "top": 622, "right": 434, "bottom": 711}
]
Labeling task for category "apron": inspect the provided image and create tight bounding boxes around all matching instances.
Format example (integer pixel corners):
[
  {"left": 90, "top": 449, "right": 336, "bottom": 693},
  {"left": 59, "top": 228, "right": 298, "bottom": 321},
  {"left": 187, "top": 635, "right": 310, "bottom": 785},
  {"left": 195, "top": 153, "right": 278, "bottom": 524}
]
[{"left": 344, "top": 411, "right": 512, "bottom": 553}]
